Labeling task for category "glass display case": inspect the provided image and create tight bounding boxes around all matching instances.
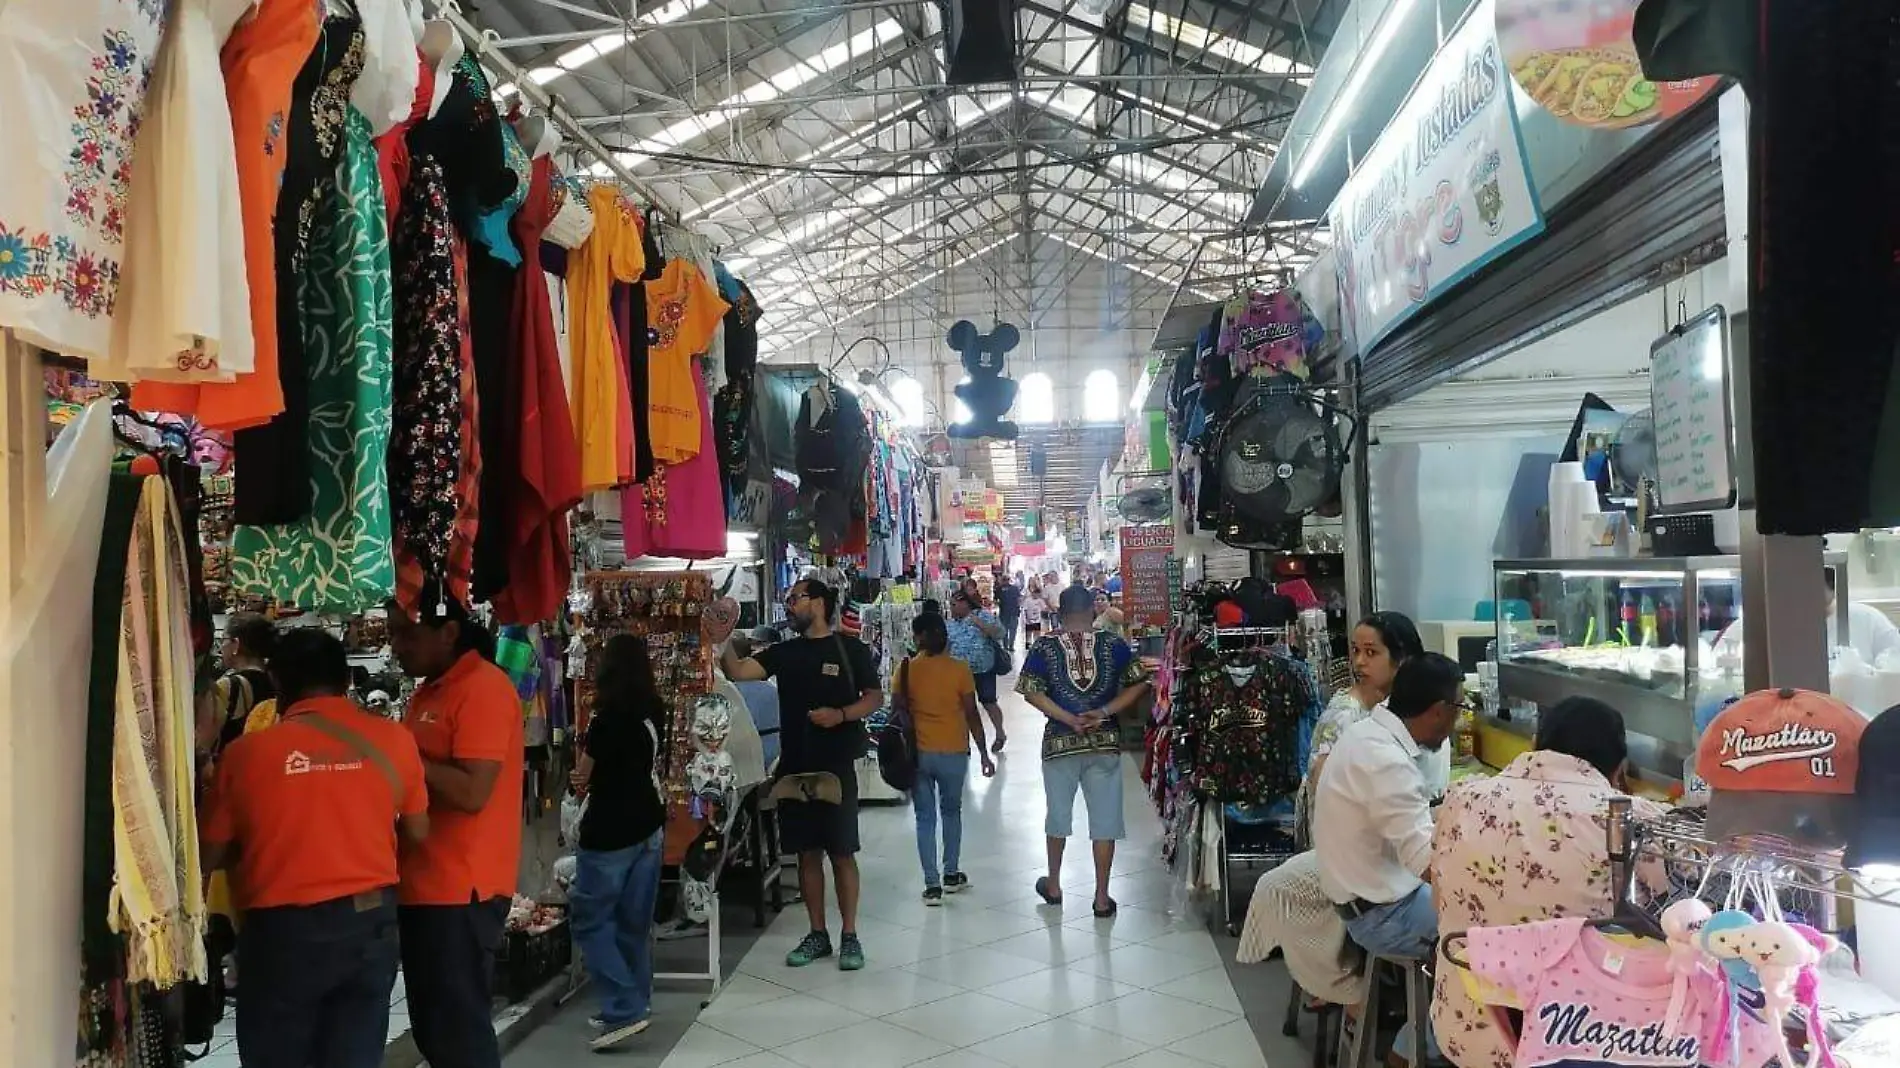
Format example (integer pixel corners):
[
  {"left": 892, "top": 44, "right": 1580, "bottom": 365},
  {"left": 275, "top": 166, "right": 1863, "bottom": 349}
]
[{"left": 1491, "top": 556, "right": 1847, "bottom": 748}]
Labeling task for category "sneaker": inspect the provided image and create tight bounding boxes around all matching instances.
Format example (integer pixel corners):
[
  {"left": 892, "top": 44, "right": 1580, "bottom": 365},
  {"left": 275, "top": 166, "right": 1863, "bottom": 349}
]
[
  {"left": 839, "top": 932, "right": 866, "bottom": 971},
  {"left": 943, "top": 872, "right": 970, "bottom": 894},
  {"left": 786, "top": 930, "right": 834, "bottom": 967},
  {"left": 590, "top": 1018, "right": 650, "bottom": 1051},
  {"left": 922, "top": 886, "right": 944, "bottom": 907}
]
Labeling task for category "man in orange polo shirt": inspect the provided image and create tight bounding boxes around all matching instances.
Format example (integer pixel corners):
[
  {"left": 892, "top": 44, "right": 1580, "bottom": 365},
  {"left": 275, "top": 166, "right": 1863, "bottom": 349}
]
[
  {"left": 202, "top": 628, "right": 429, "bottom": 1068},
  {"left": 388, "top": 588, "right": 525, "bottom": 1068}
]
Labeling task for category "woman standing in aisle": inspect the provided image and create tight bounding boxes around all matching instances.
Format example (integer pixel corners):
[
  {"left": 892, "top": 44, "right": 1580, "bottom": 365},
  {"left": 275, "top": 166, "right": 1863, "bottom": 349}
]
[
  {"left": 569, "top": 634, "right": 668, "bottom": 1050},
  {"left": 1023, "top": 579, "right": 1046, "bottom": 644},
  {"left": 1294, "top": 611, "right": 1431, "bottom": 845},
  {"left": 896, "top": 613, "right": 996, "bottom": 904}
]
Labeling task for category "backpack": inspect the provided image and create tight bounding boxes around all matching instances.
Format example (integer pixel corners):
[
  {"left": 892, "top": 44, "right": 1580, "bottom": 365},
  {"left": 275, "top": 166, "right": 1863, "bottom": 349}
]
[{"left": 877, "top": 658, "right": 919, "bottom": 792}]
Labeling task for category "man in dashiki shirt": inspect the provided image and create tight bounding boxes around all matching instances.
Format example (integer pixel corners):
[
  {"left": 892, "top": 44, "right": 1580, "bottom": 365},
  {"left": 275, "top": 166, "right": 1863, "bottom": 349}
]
[{"left": 1016, "top": 586, "right": 1151, "bottom": 917}]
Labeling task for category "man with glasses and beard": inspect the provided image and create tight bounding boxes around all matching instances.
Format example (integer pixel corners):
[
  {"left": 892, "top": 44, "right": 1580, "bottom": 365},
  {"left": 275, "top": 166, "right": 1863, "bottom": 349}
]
[{"left": 721, "top": 578, "right": 882, "bottom": 971}]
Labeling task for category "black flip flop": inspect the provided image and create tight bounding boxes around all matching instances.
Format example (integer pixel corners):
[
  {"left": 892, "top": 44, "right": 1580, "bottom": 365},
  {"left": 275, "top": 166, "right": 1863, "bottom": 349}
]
[
  {"left": 1034, "top": 877, "right": 1063, "bottom": 906},
  {"left": 1092, "top": 897, "right": 1118, "bottom": 918}
]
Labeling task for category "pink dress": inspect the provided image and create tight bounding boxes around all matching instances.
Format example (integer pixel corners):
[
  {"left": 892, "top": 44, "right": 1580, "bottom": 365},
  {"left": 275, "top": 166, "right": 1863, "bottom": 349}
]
[{"left": 620, "top": 360, "right": 723, "bottom": 560}]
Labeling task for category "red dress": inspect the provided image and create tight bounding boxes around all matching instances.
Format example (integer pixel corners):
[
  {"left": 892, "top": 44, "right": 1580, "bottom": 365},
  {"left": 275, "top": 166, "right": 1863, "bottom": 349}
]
[
  {"left": 373, "top": 53, "right": 435, "bottom": 229},
  {"left": 492, "top": 157, "right": 582, "bottom": 624}
]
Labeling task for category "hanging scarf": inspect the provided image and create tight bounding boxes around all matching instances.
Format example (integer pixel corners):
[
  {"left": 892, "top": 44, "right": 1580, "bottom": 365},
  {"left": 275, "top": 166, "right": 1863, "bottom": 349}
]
[{"left": 108, "top": 477, "right": 207, "bottom": 988}]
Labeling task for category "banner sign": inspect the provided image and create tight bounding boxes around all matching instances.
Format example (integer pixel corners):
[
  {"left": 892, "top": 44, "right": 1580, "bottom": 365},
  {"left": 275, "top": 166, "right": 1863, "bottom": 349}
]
[
  {"left": 1330, "top": 0, "right": 1544, "bottom": 354},
  {"left": 1118, "top": 524, "right": 1176, "bottom": 633}
]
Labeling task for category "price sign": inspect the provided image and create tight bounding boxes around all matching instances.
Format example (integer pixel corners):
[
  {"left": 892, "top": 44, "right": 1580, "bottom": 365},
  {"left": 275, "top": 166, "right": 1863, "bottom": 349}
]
[{"left": 1119, "top": 524, "right": 1175, "bottom": 632}]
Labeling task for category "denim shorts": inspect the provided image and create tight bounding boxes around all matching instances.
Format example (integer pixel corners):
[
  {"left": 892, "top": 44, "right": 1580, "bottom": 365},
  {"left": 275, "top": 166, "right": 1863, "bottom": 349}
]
[{"left": 1042, "top": 752, "right": 1125, "bottom": 840}]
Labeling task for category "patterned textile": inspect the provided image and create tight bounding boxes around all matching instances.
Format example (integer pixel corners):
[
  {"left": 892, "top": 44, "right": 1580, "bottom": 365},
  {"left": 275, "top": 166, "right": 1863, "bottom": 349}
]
[
  {"left": 388, "top": 155, "right": 460, "bottom": 591},
  {"left": 1174, "top": 649, "right": 1315, "bottom": 805},
  {"left": 468, "top": 121, "right": 530, "bottom": 266},
  {"left": 1017, "top": 629, "right": 1148, "bottom": 761},
  {"left": 112, "top": 476, "right": 208, "bottom": 988},
  {"left": 83, "top": 472, "right": 142, "bottom": 982},
  {"left": 1235, "top": 850, "right": 1366, "bottom": 1005},
  {"left": 1430, "top": 752, "right": 1668, "bottom": 1068},
  {"left": 948, "top": 607, "right": 997, "bottom": 673},
  {"left": 446, "top": 234, "right": 482, "bottom": 602},
  {"left": 0, "top": 0, "right": 165, "bottom": 361},
  {"left": 229, "top": 108, "right": 395, "bottom": 612}
]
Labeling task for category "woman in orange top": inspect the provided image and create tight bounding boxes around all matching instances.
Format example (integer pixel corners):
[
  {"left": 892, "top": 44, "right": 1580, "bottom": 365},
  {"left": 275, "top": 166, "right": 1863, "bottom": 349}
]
[
  {"left": 132, "top": 0, "right": 318, "bottom": 430},
  {"left": 568, "top": 184, "right": 644, "bottom": 493}
]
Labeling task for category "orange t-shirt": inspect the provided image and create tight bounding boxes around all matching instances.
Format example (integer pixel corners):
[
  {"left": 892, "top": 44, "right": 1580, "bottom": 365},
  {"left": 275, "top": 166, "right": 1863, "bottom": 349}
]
[
  {"left": 203, "top": 697, "right": 428, "bottom": 910},
  {"left": 399, "top": 652, "right": 525, "bottom": 906},
  {"left": 898, "top": 654, "right": 977, "bottom": 754},
  {"left": 645, "top": 259, "right": 729, "bottom": 465}
]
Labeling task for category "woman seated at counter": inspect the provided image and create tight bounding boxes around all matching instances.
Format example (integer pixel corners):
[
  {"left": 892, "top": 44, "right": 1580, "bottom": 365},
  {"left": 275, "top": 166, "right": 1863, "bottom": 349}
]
[
  {"left": 1429, "top": 697, "right": 1665, "bottom": 1068},
  {"left": 1296, "top": 611, "right": 1440, "bottom": 844}
]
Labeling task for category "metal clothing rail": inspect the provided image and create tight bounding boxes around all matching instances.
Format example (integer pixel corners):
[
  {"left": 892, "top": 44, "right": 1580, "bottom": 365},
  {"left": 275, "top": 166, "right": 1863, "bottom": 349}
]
[{"left": 444, "top": 7, "right": 682, "bottom": 224}]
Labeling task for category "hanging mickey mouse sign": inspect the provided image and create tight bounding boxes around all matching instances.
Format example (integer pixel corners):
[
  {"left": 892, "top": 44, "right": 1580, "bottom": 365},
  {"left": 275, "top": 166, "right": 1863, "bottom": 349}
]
[{"left": 946, "top": 319, "right": 1021, "bottom": 440}]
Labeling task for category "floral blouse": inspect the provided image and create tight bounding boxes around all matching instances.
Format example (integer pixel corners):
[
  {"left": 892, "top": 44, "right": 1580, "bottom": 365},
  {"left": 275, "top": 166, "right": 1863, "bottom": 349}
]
[{"left": 1429, "top": 751, "right": 1667, "bottom": 1068}]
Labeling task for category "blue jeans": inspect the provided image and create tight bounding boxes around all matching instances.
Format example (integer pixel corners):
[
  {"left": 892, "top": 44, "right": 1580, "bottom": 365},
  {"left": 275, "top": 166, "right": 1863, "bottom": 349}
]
[
  {"left": 912, "top": 751, "right": 970, "bottom": 887},
  {"left": 571, "top": 830, "right": 665, "bottom": 1027},
  {"left": 1343, "top": 885, "right": 1440, "bottom": 1060},
  {"left": 238, "top": 890, "right": 400, "bottom": 1068}
]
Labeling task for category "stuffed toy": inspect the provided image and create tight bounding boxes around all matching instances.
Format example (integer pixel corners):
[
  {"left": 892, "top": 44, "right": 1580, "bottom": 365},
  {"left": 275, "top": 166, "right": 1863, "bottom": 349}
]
[
  {"left": 945, "top": 319, "right": 1020, "bottom": 440},
  {"left": 1661, "top": 898, "right": 1714, "bottom": 1036},
  {"left": 1744, "top": 921, "right": 1840, "bottom": 1068}
]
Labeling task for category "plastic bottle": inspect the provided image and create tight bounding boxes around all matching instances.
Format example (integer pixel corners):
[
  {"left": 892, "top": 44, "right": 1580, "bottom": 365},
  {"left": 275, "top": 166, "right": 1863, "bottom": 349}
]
[
  {"left": 1639, "top": 593, "right": 1658, "bottom": 648},
  {"left": 1620, "top": 591, "right": 1639, "bottom": 642},
  {"left": 1656, "top": 596, "right": 1677, "bottom": 648}
]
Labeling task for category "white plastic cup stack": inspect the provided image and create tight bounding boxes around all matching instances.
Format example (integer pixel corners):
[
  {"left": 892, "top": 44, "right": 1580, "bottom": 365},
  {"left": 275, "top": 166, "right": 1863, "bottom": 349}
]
[{"left": 1548, "top": 462, "right": 1588, "bottom": 557}]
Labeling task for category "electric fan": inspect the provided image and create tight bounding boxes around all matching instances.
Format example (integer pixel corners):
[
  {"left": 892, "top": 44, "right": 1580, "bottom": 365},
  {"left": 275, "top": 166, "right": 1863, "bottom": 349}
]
[
  {"left": 1217, "top": 383, "right": 1346, "bottom": 529},
  {"left": 1609, "top": 409, "right": 1657, "bottom": 499},
  {"left": 1118, "top": 486, "right": 1172, "bottom": 524}
]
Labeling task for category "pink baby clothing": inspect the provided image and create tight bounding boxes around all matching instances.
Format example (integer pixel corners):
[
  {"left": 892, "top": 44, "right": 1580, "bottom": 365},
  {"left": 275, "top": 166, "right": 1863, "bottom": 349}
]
[{"left": 1468, "top": 919, "right": 1726, "bottom": 1068}]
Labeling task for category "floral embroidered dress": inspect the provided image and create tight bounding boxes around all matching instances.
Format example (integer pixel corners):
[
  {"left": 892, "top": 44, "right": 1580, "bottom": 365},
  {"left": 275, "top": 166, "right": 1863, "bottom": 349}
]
[
  {"left": 387, "top": 155, "right": 461, "bottom": 599},
  {"left": 0, "top": 0, "right": 166, "bottom": 361},
  {"left": 1017, "top": 630, "right": 1148, "bottom": 761},
  {"left": 1430, "top": 751, "right": 1668, "bottom": 1068},
  {"left": 229, "top": 45, "right": 395, "bottom": 613}
]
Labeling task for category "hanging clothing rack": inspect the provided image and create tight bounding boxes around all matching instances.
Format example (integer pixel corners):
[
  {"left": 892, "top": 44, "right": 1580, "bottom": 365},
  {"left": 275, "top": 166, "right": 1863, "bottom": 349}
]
[{"left": 445, "top": 8, "right": 681, "bottom": 225}]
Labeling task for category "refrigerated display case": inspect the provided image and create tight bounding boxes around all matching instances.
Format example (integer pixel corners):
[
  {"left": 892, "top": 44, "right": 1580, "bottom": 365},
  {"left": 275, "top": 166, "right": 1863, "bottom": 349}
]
[{"left": 1491, "top": 556, "right": 1848, "bottom": 747}]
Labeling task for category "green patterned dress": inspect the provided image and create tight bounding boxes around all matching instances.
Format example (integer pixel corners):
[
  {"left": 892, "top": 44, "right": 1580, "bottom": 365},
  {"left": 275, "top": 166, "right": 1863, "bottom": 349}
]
[{"left": 229, "top": 106, "right": 395, "bottom": 611}]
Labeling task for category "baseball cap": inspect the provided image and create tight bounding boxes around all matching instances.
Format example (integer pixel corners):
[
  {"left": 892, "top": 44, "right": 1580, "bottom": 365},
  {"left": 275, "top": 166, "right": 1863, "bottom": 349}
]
[{"left": 1697, "top": 687, "right": 1865, "bottom": 847}]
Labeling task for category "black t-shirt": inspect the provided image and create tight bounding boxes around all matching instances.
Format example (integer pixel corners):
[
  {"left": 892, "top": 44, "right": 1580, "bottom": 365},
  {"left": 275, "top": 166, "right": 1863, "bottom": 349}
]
[
  {"left": 578, "top": 709, "right": 666, "bottom": 853},
  {"left": 755, "top": 634, "right": 878, "bottom": 773}
]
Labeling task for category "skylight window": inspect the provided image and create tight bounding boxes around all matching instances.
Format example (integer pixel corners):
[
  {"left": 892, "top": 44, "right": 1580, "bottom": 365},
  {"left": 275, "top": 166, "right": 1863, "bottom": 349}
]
[
  {"left": 1126, "top": 4, "right": 1313, "bottom": 80},
  {"left": 614, "top": 19, "right": 905, "bottom": 169}
]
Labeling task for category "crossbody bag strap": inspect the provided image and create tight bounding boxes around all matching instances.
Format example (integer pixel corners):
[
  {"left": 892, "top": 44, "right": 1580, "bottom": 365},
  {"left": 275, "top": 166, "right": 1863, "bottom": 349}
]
[
  {"left": 832, "top": 633, "right": 857, "bottom": 695},
  {"left": 296, "top": 714, "right": 404, "bottom": 799}
]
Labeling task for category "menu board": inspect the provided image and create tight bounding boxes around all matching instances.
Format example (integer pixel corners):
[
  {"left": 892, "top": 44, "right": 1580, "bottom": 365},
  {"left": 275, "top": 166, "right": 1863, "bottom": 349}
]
[
  {"left": 1649, "top": 305, "right": 1735, "bottom": 511},
  {"left": 1119, "top": 524, "right": 1176, "bottom": 632}
]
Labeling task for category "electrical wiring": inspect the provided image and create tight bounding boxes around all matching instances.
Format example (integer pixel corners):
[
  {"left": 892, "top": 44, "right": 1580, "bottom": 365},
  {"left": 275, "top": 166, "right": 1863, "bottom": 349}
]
[{"left": 598, "top": 111, "right": 1291, "bottom": 181}]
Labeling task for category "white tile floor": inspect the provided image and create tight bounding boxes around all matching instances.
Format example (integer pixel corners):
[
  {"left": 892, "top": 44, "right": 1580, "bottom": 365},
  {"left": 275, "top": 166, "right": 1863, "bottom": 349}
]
[{"left": 652, "top": 686, "right": 1266, "bottom": 1068}]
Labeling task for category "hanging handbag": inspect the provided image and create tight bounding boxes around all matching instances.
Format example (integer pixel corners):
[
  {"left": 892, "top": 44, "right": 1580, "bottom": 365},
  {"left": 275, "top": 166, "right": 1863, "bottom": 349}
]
[
  {"left": 877, "top": 657, "right": 919, "bottom": 792},
  {"left": 544, "top": 173, "right": 596, "bottom": 250}
]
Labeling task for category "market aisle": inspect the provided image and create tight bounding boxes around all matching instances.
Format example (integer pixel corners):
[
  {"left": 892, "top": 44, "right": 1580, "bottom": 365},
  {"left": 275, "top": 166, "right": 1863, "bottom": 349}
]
[{"left": 506, "top": 681, "right": 1269, "bottom": 1068}]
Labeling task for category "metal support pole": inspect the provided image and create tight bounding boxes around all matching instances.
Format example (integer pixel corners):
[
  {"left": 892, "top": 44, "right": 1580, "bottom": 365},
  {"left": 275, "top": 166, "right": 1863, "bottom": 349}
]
[{"left": 1721, "top": 85, "right": 1826, "bottom": 691}]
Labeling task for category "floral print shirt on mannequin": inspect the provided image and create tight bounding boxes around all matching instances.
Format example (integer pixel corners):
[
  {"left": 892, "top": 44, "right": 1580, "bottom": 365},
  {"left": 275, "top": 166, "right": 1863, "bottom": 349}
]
[{"left": 0, "top": 0, "right": 166, "bottom": 360}]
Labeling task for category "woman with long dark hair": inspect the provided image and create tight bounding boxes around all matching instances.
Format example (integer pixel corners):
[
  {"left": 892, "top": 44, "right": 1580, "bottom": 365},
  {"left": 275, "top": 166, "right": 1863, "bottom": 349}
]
[
  {"left": 1295, "top": 610, "right": 1431, "bottom": 845},
  {"left": 568, "top": 633, "right": 668, "bottom": 1050}
]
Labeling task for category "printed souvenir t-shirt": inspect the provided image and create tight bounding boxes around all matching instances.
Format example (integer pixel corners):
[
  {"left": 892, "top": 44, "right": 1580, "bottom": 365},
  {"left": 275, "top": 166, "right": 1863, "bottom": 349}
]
[
  {"left": 1469, "top": 918, "right": 1722, "bottom": 1068},
  {"left": 646, "top": 259, "right": 730, "bottom": 466},
  {"left": 205, "top": 697, "right": 428, "bottom": 910},
  {"left": 400, "top": 651, "right": 526, "bottom": 905},
  {"left": 898, "top": 654, "right": 977, "bottom": 754},
  {"left": 754, "top": 634, "right": 878, "bottom": 774}
]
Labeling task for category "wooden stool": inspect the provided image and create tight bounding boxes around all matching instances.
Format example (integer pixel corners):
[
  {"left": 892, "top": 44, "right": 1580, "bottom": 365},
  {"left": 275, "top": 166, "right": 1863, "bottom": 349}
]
[{"left": 1337, "top": 955, "right": 1430, "bottom": 1068}]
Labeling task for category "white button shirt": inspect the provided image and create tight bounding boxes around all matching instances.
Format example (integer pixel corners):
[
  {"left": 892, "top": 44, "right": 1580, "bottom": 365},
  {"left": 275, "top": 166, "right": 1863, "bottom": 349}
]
[{"left": 1312, "top": 707, "right": 1438, "bottom": 906}]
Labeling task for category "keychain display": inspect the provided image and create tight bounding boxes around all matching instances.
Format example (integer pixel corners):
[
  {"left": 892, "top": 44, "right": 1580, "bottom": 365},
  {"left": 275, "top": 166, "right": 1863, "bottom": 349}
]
[{"left": 575, "top": 570, "right": 714, "bottom": 789}]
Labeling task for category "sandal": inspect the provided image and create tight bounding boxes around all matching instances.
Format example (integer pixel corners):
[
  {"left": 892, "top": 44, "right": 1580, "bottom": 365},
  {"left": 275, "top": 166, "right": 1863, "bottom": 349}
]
[
  {"left": 1033, "top": 877, "right": 1063, "bottom": 906},
  {"left": 1092, "top": 897, "right": 1118, "bottom": 918}
]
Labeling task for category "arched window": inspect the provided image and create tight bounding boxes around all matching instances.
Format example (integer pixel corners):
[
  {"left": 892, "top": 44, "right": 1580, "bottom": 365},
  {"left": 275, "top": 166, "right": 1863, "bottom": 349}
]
[
  {"left": 953, "top": 375, "right": 973, "bottom": 425},
  {"left": 1083, "top": 369, "right": 1120, "bottom": 422},
  {"left": 1018, "top": 372, "right": 1054, "bottom": 424},
  {"left": 889, "top": 375, "right": 926, "bottom": 427}
]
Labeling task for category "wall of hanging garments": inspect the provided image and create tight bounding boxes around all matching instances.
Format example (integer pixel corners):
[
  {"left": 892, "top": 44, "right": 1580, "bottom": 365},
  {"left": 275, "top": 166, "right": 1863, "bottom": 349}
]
[{"left": 0, "top": 0, "right": 773, "bottom": 627}]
